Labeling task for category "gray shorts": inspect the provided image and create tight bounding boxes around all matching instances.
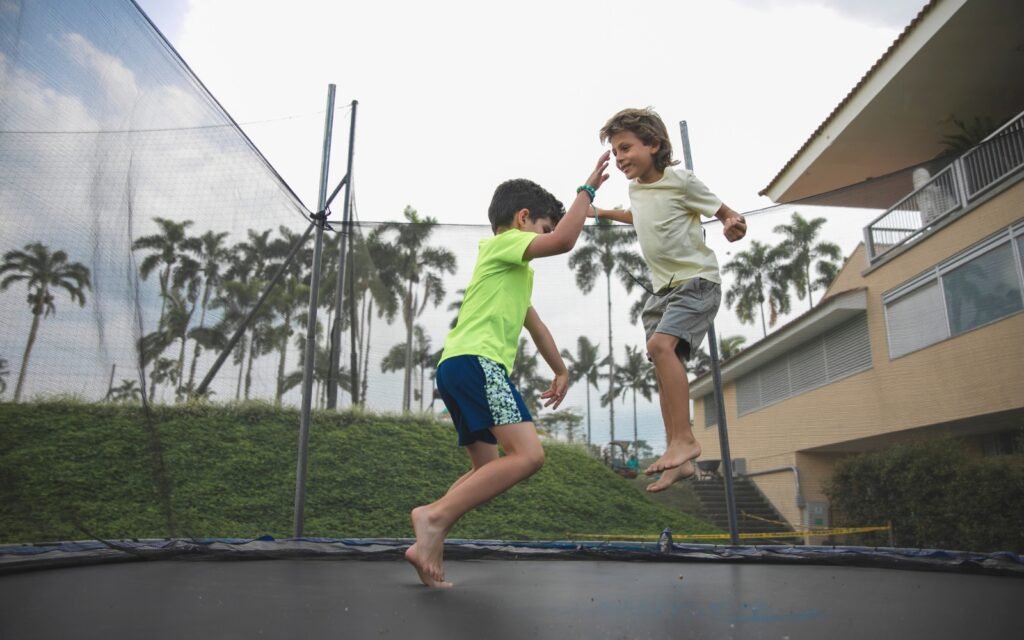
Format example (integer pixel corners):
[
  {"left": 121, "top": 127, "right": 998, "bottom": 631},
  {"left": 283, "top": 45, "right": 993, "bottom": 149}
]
[{"left": 640, "top": 278, "right": 721, "bottom": 362}]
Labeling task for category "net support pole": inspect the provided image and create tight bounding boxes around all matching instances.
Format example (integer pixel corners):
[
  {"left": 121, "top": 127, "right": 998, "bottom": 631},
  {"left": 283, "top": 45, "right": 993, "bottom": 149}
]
[
  {"left": 327, "top": 99, "right": 358, "bottom": 409},
  {"left": 294, "top": 84, "right": 336, "bottom": 538},
  {"left": 679, "top": 120, "right": 740, "bottom": 546}
]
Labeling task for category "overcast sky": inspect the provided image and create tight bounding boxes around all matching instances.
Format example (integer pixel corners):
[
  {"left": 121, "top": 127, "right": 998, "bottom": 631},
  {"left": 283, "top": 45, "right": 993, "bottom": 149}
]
[{"left": 135, "top": 0, "right": 927, "bottom": 222}]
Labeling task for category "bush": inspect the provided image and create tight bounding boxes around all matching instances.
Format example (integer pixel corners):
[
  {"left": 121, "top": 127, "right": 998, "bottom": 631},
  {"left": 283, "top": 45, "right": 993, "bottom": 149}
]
[{"left": 824, "top": 439, "right": 1024, "bottom": 552}]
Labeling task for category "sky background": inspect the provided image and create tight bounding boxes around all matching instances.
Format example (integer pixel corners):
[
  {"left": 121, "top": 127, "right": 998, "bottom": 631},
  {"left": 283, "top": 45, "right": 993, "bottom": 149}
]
[{"left": 134, "top": 0, "right": 925, "bottom": 220}]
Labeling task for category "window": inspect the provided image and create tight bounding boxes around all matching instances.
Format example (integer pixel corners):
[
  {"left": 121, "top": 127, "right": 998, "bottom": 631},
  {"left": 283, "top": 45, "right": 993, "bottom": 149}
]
[
  {"left": 736, "top": 315, "right": 871, "bottom": 415},
  {"left": 884, "top": 224, "right": 1024, "bottom": 358},
  {"left": 885, "top": 279, "right": 946, "bottom": 358},
  {"left": 943, "top": 242, "right": 1023, "bottom": 335},
  {"left": 703, "top": 393, "right": 717, "bottom": 428}
]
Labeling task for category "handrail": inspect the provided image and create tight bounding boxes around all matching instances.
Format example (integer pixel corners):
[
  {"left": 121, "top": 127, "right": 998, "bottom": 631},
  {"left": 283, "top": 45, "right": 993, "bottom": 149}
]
[{"left": 866, "top": 109, "right": 1024, "bottom": 264}]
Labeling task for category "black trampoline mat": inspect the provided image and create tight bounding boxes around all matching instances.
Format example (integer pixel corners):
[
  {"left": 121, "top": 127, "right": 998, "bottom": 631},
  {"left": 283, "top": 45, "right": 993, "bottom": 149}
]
[{"left": 2, "top": 558, "right": 1022, "bottom": 639}]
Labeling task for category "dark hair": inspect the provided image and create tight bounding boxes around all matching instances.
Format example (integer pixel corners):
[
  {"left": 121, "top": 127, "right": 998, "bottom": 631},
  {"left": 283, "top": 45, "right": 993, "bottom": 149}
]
[
  {"left": 487, "top": 179, "right": 565, "bottom": 233},
  {"left": 600, "top": 107, "right": 678, "bottom": 172}
]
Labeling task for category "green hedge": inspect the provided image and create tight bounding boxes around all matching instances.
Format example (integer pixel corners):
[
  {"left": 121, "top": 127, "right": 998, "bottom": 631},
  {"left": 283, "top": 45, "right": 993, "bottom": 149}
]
[
  {"left": 0, "top": 400, "right": 717, "bottom": 543},
  {"left": 824, "top": 439, "right": 1024, "bottom": 552}
]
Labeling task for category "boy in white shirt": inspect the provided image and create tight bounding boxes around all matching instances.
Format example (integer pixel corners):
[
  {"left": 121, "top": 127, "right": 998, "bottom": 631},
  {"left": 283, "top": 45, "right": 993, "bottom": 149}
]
[{"left": 594, "top": 107, "right": 747, "bottom": 492}]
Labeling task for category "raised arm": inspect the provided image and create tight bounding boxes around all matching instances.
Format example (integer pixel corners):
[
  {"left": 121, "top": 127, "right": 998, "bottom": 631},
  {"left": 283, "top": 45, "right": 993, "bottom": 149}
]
[
  {"left": 715, "top": 203, "right": 747, "bottom": 242},
  {"left": 523, "top": 306, "right": 569, "bottom": 409},
  {"left": 591, "top": 206, "right": 633, "bottom": 225},
  {"left": 523, "top": 152, "right": 610, "bottom": 260}
]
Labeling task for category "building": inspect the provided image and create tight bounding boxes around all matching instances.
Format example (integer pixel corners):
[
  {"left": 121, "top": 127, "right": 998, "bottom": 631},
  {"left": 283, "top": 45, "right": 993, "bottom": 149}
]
[{"left": 691, "top": 0, "right": 1024, "bottom": 533}]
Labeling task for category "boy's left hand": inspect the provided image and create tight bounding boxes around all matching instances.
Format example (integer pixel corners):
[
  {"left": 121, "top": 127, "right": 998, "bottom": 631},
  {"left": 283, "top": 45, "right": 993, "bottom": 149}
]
[
  {"left": 723, "top": 213, "right": 747, "bottom": 242},
  {"left": 541, "top": 371, "right": 570, "bottom": 409}
]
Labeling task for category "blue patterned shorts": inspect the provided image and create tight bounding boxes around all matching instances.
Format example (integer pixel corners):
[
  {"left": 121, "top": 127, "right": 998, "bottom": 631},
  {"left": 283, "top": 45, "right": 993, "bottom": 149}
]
[{"left": 435, "top": 355, "right": 533, "bottom": 446}]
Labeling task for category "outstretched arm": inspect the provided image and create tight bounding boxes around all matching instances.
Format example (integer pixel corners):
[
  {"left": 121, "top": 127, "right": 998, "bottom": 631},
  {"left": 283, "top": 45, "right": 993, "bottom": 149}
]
[
  {"left": 523, "top": 306, "right": 569, "bottom": 409},
  {"left": 715, "top": 203, "right": 747, "bottom": 242},
  {"left": 523, "top": 152, "right": 610, "bottom": 260},
  {"left": 590, "top": 206, "right": 633, "bottom": 225}
]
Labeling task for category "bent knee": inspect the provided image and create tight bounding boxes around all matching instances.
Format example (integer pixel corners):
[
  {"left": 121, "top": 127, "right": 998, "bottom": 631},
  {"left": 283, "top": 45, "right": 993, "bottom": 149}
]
[
  {"left": 520, "top": 447, "right": 545, "bottom": 475},
  {"left": 646, "top": 335, "right": 679, "bottom": 360}
]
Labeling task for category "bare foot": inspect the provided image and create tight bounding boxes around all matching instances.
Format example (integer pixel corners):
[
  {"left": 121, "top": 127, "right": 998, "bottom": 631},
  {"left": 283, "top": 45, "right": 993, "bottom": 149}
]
[
  {"left": 405, "top": 506, "right": 452, "bottom": 588},
  {"left": 646, "top": 460, "right": 696, "bottom": 493},
  {"left": 645, "top": 442, "right": 702, "bottom": 475}
]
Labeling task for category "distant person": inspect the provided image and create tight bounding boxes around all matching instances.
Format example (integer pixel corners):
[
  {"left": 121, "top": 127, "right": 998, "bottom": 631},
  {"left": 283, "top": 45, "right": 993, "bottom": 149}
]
[
  {"left": 627, "top": 454, "right": 639, "bottom": 471},
  {"left": 594, "top": 107, "right": 747, "bottom": 492},
  {"left": 405, "top": 152, "right": 611, "bottom": 587}
]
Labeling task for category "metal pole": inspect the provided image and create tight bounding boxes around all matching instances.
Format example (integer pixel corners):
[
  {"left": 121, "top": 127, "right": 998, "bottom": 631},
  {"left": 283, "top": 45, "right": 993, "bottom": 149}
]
[
  {"left": 679, "top": 120, "right": 740, "bottom": 545},
  {"left": 294, "top": 84, "right": 336, "bottom": 537},
  {"left": 327, "top": 100, "right": 358, "bottom": 408}
]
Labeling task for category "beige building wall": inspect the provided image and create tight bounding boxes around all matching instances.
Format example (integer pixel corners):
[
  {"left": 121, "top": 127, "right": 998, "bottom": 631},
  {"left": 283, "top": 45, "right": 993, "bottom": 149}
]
[{"left": 694, "top": 179, "right": 1024, "bottom": 529}]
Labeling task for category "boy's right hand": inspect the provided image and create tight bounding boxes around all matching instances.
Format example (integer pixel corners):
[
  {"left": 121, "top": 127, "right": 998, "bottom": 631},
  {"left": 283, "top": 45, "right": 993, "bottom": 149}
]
[{"left": 586, "top": 151, "right": 611, "bottom": 191}]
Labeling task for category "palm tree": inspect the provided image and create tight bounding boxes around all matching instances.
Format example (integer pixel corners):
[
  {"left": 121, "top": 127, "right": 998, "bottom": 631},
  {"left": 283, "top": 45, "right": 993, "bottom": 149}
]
[
  {"left": 1, "top": 242, "right": 91, "bottom": 401},
  {"left": 686, "top": 346, "right": 711, "bottom": 379},
  {"left": 568, "top": 219, "right": 646, "bottom": 442},
  {"left": 537, "top": 409, "right": 583, "bottom": 443},
  {"left": 184, "top": 231, "right": 231, "bottom": 395},
  {"left": 169, "top": 256, "right": 201, "bottom": 399},
  {"left": 267, "top": 225, "right": 312, "bottom": 406},
  {"left": 774, "top": 212, "right": 843, "bottom": 310},
  {"left": 381, "top": 325, "right": 435, "bottom": 412},
  {"left": 109, "top": 379, "right": 142, "bottom": 402},
  {"left": 351, "top": 229, "right": 401, "bottom": 406},
  {"left": 283, "top": 332, "right": 352, "bottom": 408},
  {"left": 373, "top": 207, "right": 457, "bottom": 412},
  {"left": 133, "top": 218, "right": 199, "bottom": 397},
  {"left": 719, "top": 334, "right": 747, "bottom": 360},
  {"left": 560, "top": 336, "right": 602, "bottom": 445},
  {"left": 608, "top": 344, "right": 657, "bottom": 454},
  {"left": 723, "top": 240, "right": 791, "bottom": 337},
  {"left": 813, "top": 261, "right": 841, "bottom": 298},
  {"left": 446, "top": 288, "right": 466, "bottom": 329}
]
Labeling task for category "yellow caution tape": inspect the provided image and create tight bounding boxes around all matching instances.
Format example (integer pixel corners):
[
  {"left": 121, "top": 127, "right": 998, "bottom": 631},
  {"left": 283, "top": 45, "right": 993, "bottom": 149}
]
[{"left": 566, "top": 526, "right": 890, "bottom": 541}]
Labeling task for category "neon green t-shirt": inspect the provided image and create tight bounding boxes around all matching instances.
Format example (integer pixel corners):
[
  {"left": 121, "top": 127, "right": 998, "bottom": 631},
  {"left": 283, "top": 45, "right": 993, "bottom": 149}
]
[{"left": 438, "top": 228, "right": 537, "bottom": 375}]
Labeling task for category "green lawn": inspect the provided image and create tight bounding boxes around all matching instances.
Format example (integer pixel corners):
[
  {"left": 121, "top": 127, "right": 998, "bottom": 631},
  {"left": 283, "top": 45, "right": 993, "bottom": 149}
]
[{"left": 0, "top": 401, "right": 718, "bottom": 543}]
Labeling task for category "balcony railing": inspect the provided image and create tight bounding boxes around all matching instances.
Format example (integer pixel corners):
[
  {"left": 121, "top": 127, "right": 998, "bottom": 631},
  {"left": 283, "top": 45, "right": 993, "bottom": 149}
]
[{"left": 866, "top": 110, "right": 1024, "bottom": 264}]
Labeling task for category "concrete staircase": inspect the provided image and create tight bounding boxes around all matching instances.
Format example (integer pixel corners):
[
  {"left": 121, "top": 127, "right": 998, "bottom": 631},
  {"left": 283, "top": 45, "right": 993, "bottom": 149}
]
[{"left": 689, "top": 475, "right": 798, "bottom": 542}]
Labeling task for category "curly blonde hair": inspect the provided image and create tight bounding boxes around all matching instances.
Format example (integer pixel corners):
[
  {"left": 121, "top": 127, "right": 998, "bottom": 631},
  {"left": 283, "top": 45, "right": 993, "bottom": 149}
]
[{"left": 599, "top": 107, "right": 678, "bottom": 172}]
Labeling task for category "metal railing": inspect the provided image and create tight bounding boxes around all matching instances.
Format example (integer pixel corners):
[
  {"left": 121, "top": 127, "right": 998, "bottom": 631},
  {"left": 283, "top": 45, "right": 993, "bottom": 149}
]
[{"left": 866, "top": 110, "right": 1024, "bottom": 263}]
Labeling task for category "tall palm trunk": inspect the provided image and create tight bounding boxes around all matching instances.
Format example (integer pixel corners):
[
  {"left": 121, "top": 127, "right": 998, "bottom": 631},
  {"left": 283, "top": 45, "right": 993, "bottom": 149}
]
[
  {"left": 419, "top": 362, "right": 425, "bottom": 412},
  {"left": 605, "top": 272, "right": 615, "bottom": 442},
  {"left": 402, "top": 280, "right": 415, "bottom": 412},
  {"left": 585, "top": 384, "right": 592, "bottom": 445},
  {"left": 806, "top": 263, "right": 814, "bottom": 310},
  {"left": 14, "top": 311, "right": 41, "bottom": 402},
  {"left": 150, "top": 267, "right": 171, "bottom": 401},
  {"left": 245, "top": 338, "right": 257, "bottom": 400},
  {"left": 632, "top": 389, "right": 638, "bottom": 452},
  {"left": 185, "top": 285, "right": 212, "bottom": 395},
  {"left": 275, "top": 308, "right": 293, "bottom": 406},
  {"left": 234, "top": 338, "right": 246, "bottom": 401},
  {"left": 360, "top": 300, "right": 373, "bottom": 406}
]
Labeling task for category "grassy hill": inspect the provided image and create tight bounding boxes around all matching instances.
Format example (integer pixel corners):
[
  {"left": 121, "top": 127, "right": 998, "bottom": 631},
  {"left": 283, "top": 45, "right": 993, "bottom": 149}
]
[{"left": 0, "top": 401, "right": 718, "bottom": 544}]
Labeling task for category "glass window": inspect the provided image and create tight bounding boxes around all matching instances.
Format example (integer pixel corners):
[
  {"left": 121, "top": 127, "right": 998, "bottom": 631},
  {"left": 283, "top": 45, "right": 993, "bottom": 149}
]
[
  {"left": 703, "top": 393, "right": 717, "bottom": 428},
  {"left": 943, "top": 242, "right": 1023, "bottom": 335},
  {"left": 886, "top": 280, "right": 947, "bottom": 358}
]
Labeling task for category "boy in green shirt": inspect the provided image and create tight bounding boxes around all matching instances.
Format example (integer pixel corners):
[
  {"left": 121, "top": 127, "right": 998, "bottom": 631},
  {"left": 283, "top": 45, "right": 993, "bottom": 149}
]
[{"left": 405, "top": 152, "right": 609, "bottom": 587}]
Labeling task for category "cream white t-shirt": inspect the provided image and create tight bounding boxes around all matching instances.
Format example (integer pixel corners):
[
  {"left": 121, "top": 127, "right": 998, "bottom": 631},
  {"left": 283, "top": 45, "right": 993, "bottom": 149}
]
[{"left": 628, "top": 167, "right": 723, "bottom": 291}]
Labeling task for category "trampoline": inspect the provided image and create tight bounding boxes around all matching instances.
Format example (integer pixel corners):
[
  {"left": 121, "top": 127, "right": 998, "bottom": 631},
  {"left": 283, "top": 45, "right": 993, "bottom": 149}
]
[{"left": 2, "top": 539, "right": 1022, "bottom": 639}]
